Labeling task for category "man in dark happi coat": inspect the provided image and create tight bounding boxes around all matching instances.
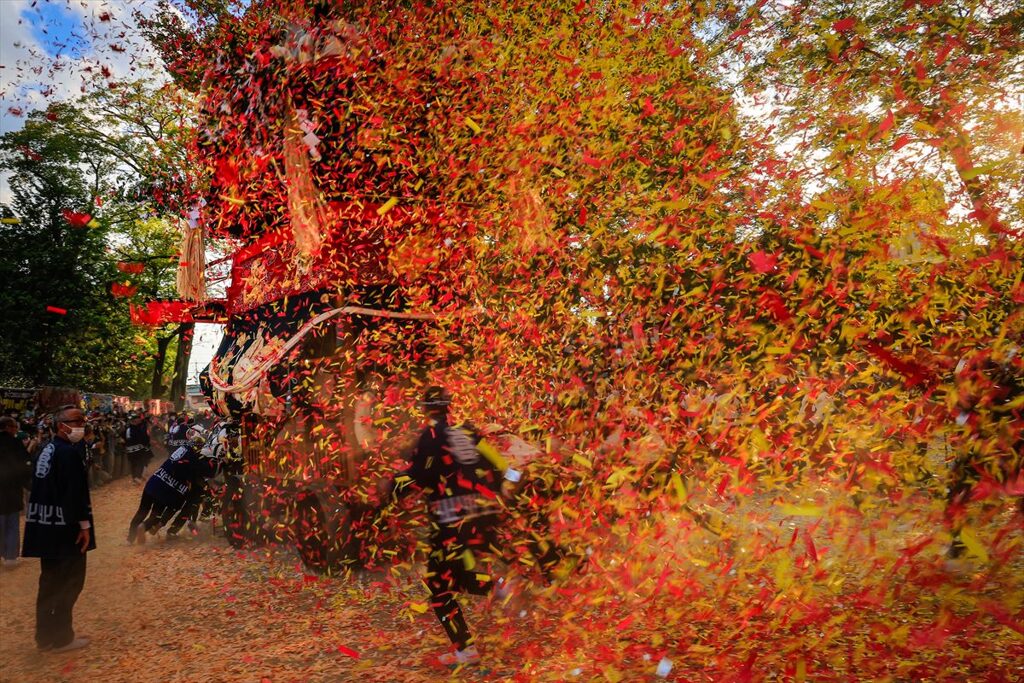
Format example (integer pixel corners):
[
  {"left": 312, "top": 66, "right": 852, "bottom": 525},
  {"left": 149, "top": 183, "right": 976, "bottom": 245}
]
[
  {"left": 124, "top": 411, "right": 152, "bottom": 484},
  {"left": 22, "top": 406, "right": 96, "bottom": 653}
]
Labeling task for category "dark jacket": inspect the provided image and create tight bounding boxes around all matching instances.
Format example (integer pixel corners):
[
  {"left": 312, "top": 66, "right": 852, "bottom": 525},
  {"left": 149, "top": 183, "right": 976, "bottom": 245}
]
[
  {"left": 125, "top": 423, "right": 152, "bottom": 458},
  {"left": 144, "top": 445, "right": 217, "bottom": 509},
  {"left": 22, "top": 437, "right": 96, "bottom": 558},
  {"left": 394, "top": 417, "right": 505, "bottom": 527},
  {"left": 0, "top": 431, "right": 32, "bottom": 514},
  {"left": 165, "top": 423, "right": 188, "bottom": 450}
]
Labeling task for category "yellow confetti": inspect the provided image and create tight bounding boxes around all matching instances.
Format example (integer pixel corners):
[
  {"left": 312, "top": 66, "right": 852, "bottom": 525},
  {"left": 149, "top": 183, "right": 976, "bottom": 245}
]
[
  {"left": 958, "top": 526, "right": 989, "bottom": 562},
  {"left": 572, "top": 454, "right": 593, "bottom": 469},
  {"left": 670, "top": 472, "right": 687, "bottom": 502},
  {"left": 376, "top": 196, "right": 399, "bottom": 215},
  {"left": 777, "top": 504, "right": 824, "bottom": 517}
]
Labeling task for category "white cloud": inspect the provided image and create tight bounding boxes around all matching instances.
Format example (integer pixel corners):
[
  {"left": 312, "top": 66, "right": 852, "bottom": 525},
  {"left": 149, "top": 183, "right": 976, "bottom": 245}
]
[
  {"left": 1, "top": 0, "right": 171, "bottom": 204},
  {"left": 2, "top": 1, "right": 223, "bottom": 378},
  {"left": 0, "top": 1, "right": 60, "bottom": 132}
]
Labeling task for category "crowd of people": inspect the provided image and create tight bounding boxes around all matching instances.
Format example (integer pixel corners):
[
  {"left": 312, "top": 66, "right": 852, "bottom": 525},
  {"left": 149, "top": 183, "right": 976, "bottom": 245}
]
[
  {"left": 0, "top": 403, "right": 225, "bottom": 654},
  {"left": 0, "top": 408, "right": 157, "bottom": 497},
  {"left": 1, "top": 391, "right": 550, "bottom": 665},
  {"left": 0, "top": 406, "right": 222, "bottom": 495}
]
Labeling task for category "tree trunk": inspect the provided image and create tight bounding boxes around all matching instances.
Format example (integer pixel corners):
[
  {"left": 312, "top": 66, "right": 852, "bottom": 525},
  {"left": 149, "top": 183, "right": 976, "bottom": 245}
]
[
  {"left": 149, "top": 327, "right": 178, "bottom": 399},
  {"left": 169, "top": 323, "right": 194, "bottom": 411},
  {"left": 926, "top": 109, "right": 1009, "bottom": 239}
]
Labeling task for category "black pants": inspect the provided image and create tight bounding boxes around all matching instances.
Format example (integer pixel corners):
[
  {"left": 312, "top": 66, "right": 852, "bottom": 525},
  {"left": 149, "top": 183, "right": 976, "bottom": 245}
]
[
  {"left": 128, "top": 453, "right": 149, "bottom": 480},
  {"left": 167, "top": 483, "right": 205, "bottom": 535},
  {"left": 945, "top": 446, "right": 1024, "bottom": 556},
  {"left": 427, "top": 519, "right": 499, "bottom": 649},
  {"left": 36, "top": 554, "right": 87, "bottom": 649},
  {"left": 128, "top": 493, "right": 178, "bottom": 541}
]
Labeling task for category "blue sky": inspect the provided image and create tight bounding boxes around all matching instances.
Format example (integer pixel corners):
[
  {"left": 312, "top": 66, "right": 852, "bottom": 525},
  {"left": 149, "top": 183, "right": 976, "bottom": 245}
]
[
  {"left": 1, "top": 1, "right": 220, "bottom": 380},
  {"left": 1, "top": 1, "right": 167, "bottom": 134},
  {"left": 24, "top": 1, "right": 90, "bottom": 60}
]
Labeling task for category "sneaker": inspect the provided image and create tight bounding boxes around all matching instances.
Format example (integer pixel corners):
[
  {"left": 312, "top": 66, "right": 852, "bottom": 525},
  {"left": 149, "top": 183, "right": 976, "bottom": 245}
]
[
  {"left": 489, "top": 576, "right": 522, "bottom": 612},
  {"left": 50, "top": 637, "right": 90, "bottom": 653},
  {"left": 437, "top": 645, "right": 480, "bottom": 666},
  {"left": 493, "top": 576, "right": 515, "bottom": 600}
]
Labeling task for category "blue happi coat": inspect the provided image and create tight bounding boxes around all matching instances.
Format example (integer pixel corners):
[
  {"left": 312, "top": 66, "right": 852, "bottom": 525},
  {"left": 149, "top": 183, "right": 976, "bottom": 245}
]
[{"left": 144, "top": 444, "right": 216, "bottom": 508}]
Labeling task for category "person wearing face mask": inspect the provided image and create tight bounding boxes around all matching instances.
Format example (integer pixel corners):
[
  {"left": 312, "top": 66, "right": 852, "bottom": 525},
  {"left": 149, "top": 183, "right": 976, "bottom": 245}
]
[{"left": 21, "top": 406, "right": 96, "bottom": 653}]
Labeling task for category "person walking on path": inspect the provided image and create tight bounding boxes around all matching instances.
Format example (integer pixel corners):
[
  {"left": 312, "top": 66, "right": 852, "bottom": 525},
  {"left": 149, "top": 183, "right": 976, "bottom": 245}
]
[
  {"left": 21, "top": 406, "right": 96, "bottom": 653},
  {"left": 125, "top": 412, "right": 152, "bottom": 484},
  {"left": 0, "top": 416, "right": 32, "bottom": 567},
  {"left": 376, "top": 386, "right": 515, "bottom": 667}
]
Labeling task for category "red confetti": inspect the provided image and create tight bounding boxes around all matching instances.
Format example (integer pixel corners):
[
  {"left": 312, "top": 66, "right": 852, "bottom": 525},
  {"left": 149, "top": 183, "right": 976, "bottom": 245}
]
[
  {"left": 748, "top": 250, "right": 778, "bottom": 274},
  {"left": 116, "top": 261, "right": 146, "bottom": 274},
  {"left": 878, "top": 110, "right": 894, "bottom": 134},
  {"left": 336, "top": 644, "right": 360, "bottom": 659},
  {"left": 833, "top": 17, "right": 857, "bottom": 32},
  {"left": 62, "top": 210, "right": 92, "bottom": 228}
]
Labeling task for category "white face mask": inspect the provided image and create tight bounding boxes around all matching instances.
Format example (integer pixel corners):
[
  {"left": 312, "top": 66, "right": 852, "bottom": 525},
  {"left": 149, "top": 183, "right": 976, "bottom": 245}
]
[{"left": 65, "top": 427, "right": 86, "bottom": 443}]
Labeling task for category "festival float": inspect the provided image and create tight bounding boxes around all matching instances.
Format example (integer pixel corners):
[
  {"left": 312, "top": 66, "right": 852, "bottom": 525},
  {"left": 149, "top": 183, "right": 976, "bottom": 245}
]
[{"left": 131, "top": 6, "right": 519, "bottom": 572}]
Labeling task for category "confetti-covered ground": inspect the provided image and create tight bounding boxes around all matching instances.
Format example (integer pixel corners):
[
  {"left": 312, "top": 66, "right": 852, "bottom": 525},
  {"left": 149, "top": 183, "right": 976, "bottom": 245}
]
[
  {"left": 1, "top": 466, "right": 1021, "bottom": 683},
  {"left": 1, "top": 1, "right": 1023, "bottom": 681}
]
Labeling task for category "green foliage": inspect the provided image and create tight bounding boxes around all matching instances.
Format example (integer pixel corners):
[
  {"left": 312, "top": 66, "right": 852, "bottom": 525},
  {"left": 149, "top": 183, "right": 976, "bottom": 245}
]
[{"left": 0, "top": 83, "right": 192, "bottom": 397}]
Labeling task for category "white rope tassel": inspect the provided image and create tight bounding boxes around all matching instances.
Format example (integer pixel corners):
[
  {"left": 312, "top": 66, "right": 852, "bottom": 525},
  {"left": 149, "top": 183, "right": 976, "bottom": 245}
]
[{"left": 284, "top": 104, "right": 326, "bottom": 258}]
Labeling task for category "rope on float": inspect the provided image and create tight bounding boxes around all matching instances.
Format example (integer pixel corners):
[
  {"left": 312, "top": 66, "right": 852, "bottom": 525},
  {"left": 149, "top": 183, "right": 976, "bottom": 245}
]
[{"left": 208, "top": 305, "right": 437, "bottom": 394}]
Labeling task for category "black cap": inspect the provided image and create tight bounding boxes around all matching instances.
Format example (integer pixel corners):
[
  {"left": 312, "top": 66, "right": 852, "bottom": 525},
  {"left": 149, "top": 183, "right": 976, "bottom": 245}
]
[{"left": 422, "top": 386, "right": 451, "bottom": 408}]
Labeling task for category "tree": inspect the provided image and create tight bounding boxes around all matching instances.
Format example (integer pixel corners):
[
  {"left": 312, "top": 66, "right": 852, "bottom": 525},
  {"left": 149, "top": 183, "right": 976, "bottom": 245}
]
[
  {"left": 61, "top": 79, "right": 199, "bottom": 402},
  {"left": 740, "top": 0, "right": 1023, "bottom": 240},
  {"left": 0, "top": 80, "right": 195, "bottom": 397},
  {"left": 0, "top": 106, "right": 144, "bottom": 391}
]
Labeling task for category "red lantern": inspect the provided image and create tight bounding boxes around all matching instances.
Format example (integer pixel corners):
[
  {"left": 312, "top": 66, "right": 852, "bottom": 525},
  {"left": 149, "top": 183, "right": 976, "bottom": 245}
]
[
  {"left": 111, "top": 282, "right": 138, "bottom": 298},
  {"left": 116, "top": 261, "right": 146, "bottom": 274}
]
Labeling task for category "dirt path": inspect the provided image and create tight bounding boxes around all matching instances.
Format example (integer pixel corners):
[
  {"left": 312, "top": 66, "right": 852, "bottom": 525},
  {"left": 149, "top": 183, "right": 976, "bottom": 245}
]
[
  {"left": 0, "top": 475, "right": 471, "bottom": 683},
  {"left": 2, "top": 471, "right": 1022, "bottom": 682}
]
